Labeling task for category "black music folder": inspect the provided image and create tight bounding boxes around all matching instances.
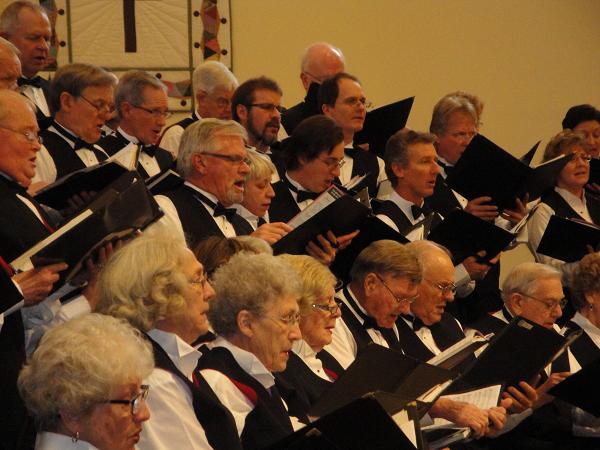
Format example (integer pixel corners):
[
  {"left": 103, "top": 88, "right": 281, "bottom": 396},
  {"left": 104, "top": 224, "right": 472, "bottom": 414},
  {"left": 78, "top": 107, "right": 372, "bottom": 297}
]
[
  {"left": 272, "top": 187, "right": 370, "bottom": 255},
  {"left": 549, "top": 357, "right": 600, "bottom": 416},
  {"left": 446, "top": 134, "right": 572, "bottom": 210},
  {"left": 310, "top": 344, "right": 455, "bottom": 418},
  {"left": 330, "top": 216, "right": 409, "bottom": 283},
  {"left": 11, "top": 172, "right": 163, "bottom": 291},
  {"left": 589, "top": 158, "right": 600, "bottom": 185},
  {"left": 519, "top": 141, "right": 541, "bottom": 165},
  {"left": 353, "top": 96, "right": 414, "bottom": 157},
  {"left": 536, "top": 214, "right": 600, "bottom": 262},
  {"left": 34, "top": 161, "right": 128, "bottom": 211},
  {"left": 265, "top": 395, "right": 421, "bottom": 450},
  {"left": 449, "top": 317, "right": 581, "bottom": 392},
  {"left": 145, "top": 169, "right": 183, "bottom": 195},
  {"left": 427, "top": 209, "right": 515, "bottom": 264}
]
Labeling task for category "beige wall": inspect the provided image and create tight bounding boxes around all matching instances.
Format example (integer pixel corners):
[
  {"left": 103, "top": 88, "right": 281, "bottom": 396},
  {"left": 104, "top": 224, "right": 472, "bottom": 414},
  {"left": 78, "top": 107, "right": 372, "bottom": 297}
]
[{"left": 230, "top": 0, "right": 600, "bottom": 280}]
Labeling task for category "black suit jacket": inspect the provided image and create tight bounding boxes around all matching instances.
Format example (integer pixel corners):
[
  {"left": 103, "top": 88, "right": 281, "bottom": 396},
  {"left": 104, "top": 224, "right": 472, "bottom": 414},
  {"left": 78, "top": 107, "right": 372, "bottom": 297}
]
[
  {"left": 343, "top": 145, "right": 381, "bottom": 198},
  {"left": 97, "top": 131, "right": 174, "bottom": 179},
  {"left": 0, "top": 176, "right": 54, "bottom": 450}
]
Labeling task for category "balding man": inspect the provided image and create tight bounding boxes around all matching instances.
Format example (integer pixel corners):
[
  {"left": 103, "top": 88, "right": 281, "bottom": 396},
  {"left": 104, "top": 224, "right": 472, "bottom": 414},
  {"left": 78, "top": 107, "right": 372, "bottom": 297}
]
[
  {"left": 282, "top": 42, "right": 345, "bottom": 134},
  {"left": 160, "top": 60, "right": 238, "bottom": 157},
  {"left": 0, "top": 1, "right": 52, "bottom": 124},
  {"left": 0, "top": 37, "right": 21, "bottom": 91}
]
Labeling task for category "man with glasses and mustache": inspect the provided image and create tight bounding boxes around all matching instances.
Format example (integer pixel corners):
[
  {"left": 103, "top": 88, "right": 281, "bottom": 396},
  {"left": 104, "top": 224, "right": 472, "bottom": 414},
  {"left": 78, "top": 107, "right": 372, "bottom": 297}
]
[
  {"left": 98, "top": 70, "right": 174, "bottom": 179},
  {"left": 33, "top": 63, "right": 116, "bottom": 184},
  {"left": 151, "top": 119, "right": 256, "bottom": 249},
  {"left": 319, "top": 72, "right": 387, "bottom": 198},
  {"left": 160, "top": 60, "right": 238, "bottom": 158},
  {"left": 281, "top": 42, "right": 345, "bottom": 135}
]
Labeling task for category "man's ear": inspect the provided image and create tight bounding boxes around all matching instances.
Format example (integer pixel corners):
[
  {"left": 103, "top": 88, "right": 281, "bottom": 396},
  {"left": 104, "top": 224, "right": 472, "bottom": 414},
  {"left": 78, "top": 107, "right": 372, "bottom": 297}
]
[
  {"left": 391, "top": 161, "right": 405, "bottom": 180},
  {"left": 59, "top": 91, "right": 75, "bottom": 113},
  {"left": 192, "top": 153, "right": 207, "bottom": 174},
  {"left": 236, "top": 104, "right": 249, "bottom": 124},
  {"left": 507, "top": 293, "right": 524, "bottom": 315}
]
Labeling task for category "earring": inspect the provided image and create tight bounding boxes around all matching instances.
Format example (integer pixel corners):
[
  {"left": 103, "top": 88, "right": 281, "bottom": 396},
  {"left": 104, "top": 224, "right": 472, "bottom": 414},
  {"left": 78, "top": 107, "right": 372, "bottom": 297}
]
[
  {"left": 71, "top": 431, "right": 79, "bottom": 443},
  {"left": 590, "top": 303, "right": 594, "bottom": 311}
]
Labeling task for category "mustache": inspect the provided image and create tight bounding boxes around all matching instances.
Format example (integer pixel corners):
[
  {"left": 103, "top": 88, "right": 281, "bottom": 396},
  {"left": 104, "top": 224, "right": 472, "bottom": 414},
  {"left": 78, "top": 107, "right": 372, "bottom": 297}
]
[{"left": 266, "top": 118, "right": 280, "bottom": 128}]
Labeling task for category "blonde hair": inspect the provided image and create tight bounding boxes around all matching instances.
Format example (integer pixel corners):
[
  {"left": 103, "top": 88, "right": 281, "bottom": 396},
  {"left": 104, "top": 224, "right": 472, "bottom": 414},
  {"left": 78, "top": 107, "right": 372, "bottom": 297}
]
[
  {"left": 96, "top": 235, "right": 192, "bottom": 331},
  {"left": 278, "top": 254, "right": 337, "bottom": 314},
  {"left": 542, "top": 129, "right": 589, "bottom": 162}
]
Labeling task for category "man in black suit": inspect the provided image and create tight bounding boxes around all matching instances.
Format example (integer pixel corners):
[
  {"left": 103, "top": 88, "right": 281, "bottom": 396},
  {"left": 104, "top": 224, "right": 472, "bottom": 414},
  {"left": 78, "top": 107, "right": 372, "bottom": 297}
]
[
  {"left": 34, "top": 63, "right": 116, "bottom": 184},
  {"left": 319, "top": 72, "right": 386, "bottom": 198},
  {"left": 159, "top": 60, "right": 238, "bottom": 157},
  {"left": 98, "top": 70, "right": 174, "bottom": 179},
  {"left": 281, "top": 42, "right": 345, "bottom": 135},
  {"left": 152, "top": 118, "right": 255, "bottom": 249},
  {"left": 0, "top": 1, "right": 52, "bottom": 125},
  {"left": 0, "top": 90, "right": 73, "bottom": 450}
]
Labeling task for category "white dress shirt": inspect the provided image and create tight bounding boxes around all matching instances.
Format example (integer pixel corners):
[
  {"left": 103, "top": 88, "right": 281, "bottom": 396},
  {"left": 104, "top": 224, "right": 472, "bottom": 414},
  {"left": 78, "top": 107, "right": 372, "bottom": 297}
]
[
  {"left": 35, "top": 432, "right": 99, "bottom": 450},
  {"left": 291, "top": 339, "right": 333, "bottom": 382},
  {"left": 323, "top": 286, "right": 399, "bottom": 370},
  {"left": 339, "top": 142, "right": 387, "bottom": 193},
  {"left": 138, "top": 329, "right": 212, "bottom": 450},
  {"left": 159, "top": 111, "right": 201, "bottom": 158},
  {"left": 21, "top": 83, "right": 50, "bottom": 117}
]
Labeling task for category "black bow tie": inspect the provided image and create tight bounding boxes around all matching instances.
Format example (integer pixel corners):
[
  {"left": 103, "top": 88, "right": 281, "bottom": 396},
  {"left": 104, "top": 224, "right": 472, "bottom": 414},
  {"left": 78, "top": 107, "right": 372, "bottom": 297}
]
[
  {"left": 344, "top": 147, "right": 357, "bottom": 158},
  {"left": 411, "top": 204, "right": 426, "bottom": 220},
  {"left": 74, "top": 138, "right": 96, "bottom": 151},
  {"left": 141, "top": 144, "right": 157, "bottom": 158},
  {"left": 284, "top": 176, "right": 320, "bottom": 203},
  {"left": 18, "top": 76, "right": 43, "bottom": 88},
  {"left": 213, "top": 203, "right": 237, "bottom": 221},
  {"left": 438, "top": 161, "right": 455, "bottom": 176},
  {"left": 401, "top": 314, "right": 425, "bottom": 331},
  {"left": 257, "top": 217, "right": 267, "bottom": 227}
]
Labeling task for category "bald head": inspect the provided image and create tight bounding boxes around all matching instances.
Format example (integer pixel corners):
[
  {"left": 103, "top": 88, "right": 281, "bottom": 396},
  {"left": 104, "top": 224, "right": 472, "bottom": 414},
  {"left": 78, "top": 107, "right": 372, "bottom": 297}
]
[
  {"left": 406, "top": 240, "right": 456, "bottom": 326},
  {"left": 0, "top": 37, "right": 21, "bottom": 91},
  {"left": 300, "top": 42, "right": 345, "bottom": 91}
]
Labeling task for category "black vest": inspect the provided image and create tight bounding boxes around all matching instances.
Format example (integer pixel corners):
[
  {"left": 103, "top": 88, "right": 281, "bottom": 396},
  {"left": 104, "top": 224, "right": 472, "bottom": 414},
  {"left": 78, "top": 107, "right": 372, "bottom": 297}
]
[
  {"left": 97, "top": 132, "right": 174, "bottom": 179},
  {"left": 161, "top": 184, "right": 252, "bottom": 249},
  {"left": 147, "top": 336, "right": 242, "bottom": 450},
  {"left": 344, "top": 145, "right": 381, "bottom": 198},
  {"left": 269, "top": 180, "right": 301, "bottom": 223},
  {"left": 563, "top": 321, "right": 600, "bottom": 369},
  {"left": 374, "top": 199, "right": 443, "bottom": 237},
  {"left": 541, "top": 189, "right": 600, "bottom": 224},
  {"left": 196, "top": 346, "right": 294, "bottom": 450}
]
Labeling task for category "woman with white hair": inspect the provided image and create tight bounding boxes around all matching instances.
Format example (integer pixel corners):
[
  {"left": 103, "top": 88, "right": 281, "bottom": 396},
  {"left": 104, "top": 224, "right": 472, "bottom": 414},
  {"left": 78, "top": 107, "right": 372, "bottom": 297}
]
[
  {"left": 18, "top": 313, "right": 153, "bottom": 450},
  {"left": 196, "top": 252, "right": 304, "bottom": 450},
  {"left": 95, "top": 235, "right": 241, "bottom": 450},
  {"left": 274, "top": 254, "right": 342, "bottom": 411}
]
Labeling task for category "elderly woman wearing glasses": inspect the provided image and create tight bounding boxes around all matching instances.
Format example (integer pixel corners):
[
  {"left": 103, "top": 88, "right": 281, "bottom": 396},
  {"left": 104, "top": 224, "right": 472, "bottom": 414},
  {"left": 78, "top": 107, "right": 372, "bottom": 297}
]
[
  {"left": 95, "top": 235, "right": 241, "bottom": 450},
  {"left": 196, "top": 252, "right": 304, "bottom": 450},
  {"left": 528, "top": 130, "right": 600, "bottom": 284},
  {"left": 274, "top": 254, "right": 342, "bottom": 412},
  {"left": 17, "top": 313, "right": 153, "bottom": 450}
]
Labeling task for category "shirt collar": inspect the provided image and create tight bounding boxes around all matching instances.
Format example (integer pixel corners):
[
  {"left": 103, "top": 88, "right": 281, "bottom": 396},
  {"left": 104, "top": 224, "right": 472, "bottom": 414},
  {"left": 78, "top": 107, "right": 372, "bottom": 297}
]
[
  {"left": 341, "top": 285, "right": 369, "bottom": 324},
  {"left": 211, "top": 336, "right": 275, "bottom": 389},
  {"left": 555, "top": 186, "right": 587, "bottom": 207},
  {"left": 50, "top": 122, "right": 79, "bottom": 149},
  {"left": 35, "top": 432, "right": 100, "bottom": 450},
  {"left": 571, "top": 312, "right": 600, "bottom": 343},
  {"left": 183, "top": 181, "right": 220, "bottom": 210},
  {"left": 147, "top": 328, "right": 201, "bottom": 378},
  {"left": 388, "top": 190, "right": 423, "bottom": 222},
  {"left": 117, "top": 126, "right": 139, "bottom": 144}
]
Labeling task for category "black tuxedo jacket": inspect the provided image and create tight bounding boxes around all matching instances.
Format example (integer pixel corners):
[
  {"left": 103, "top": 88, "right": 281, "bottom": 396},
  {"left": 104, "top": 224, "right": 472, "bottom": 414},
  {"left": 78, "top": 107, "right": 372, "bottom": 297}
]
[
  {"left": 342, "top": 145, "right": 381, "bottom": 198},
  {"left": 97, "top": 131, "right": 174, "bottom": 179},
  {"left": 0, "top": 177, "right": 54, "bottom": 450},
  {"left": 269, "top": 180, "right": 301, "bottom": 223}
]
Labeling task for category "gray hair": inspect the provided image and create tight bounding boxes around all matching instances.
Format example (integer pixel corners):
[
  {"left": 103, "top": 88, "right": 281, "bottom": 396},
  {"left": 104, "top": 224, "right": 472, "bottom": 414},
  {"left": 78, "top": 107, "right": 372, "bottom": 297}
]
[
  {"left": 17, "top": 313, "right": 153, "bottom": 431},
  {"left": 177, "top": 118, "right": 247, "bottom": 178},
  {"left": 50, "top": 63, "right": 116, "bottom": 112},
  {"left": 350, "top": 240, "right": 422, "bottom": 285},
  {"left": 96, "top": 235, "right": 192, "bottom": 331},
  {"left": 501, "top": 262, "right": 561, "bottom": 303},
  {"left": 384, "top": 129, "right": 437, "bottom": 187},
  {"left": 430, "top": 91, "right": 483, "bottom": 136},
  {"left": 192, "top": 60, "right": 238, "bottom": 96},
  {"left": 209, "top": 252, "right": 302, "bottom": 337},
  {"left": 114, "top": 70, "right": 166, "bottom": 118},
  {"left": 405, "top": 240, "right": 452, "bottom": 273},
  {"left": 246, "top": 147, "right": 276, "bottom": 182},
  {"left": 0, "top": 1, "right": 48, "bottom": 36}
]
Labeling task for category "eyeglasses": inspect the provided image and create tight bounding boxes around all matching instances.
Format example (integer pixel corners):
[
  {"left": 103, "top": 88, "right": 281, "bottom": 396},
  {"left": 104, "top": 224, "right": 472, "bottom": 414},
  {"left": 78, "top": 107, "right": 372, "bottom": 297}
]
[
  {"left": 519, "top": 292, "right": 568, "bottom": 311},
  {"left": 312, "top": 299, "right": 342, "bottom": 315},
  {"left": 210, "top": 96, "right": 232, "bottom": 108},
  {"left": 0, "top": 125, "right": 42, "bottom": 144},
  {"left": 79, "top": 95, "right": 115, "bottom": 114},
  {"left": 375, "top": 274, "right": 419, "bottom": 304},
  {"left": 426, "top": 279, "right": 457, "bottom": 295},
  {"left": 189, "top": 274, "right": 209, "bottom": 289},
  {"left": 247, "top": 103, "right": 284, "bottom": 114},
  {"left": 318, "top": 156, "right": 346, "bottom": 170},
  {"left": 266, "top": 311, "right": 302, "bottom": 327},
  {"left": 132, "top": 104, "right": 172, "bottom": 119},
  {"left": 450, "top": 131, "right": 478, "bottom": 141},
  {"left": 107, "top": 385, "right": 149, "bottom": 415},
  {"left": 203, "top": 152, "right": 251, "bottom": 166},
  {"left": 569, "top": 152, "right": 592, "bottom": 163},
  {"left": 339, "top": 96, "right": 372, "bottom": 110}
]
